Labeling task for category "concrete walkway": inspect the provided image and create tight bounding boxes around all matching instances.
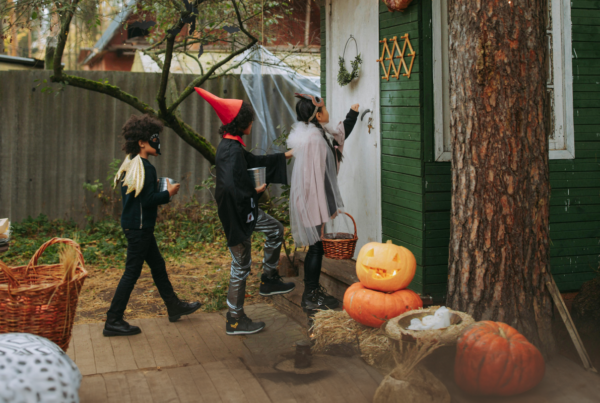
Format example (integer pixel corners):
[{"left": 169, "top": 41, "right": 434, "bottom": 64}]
[{"left": 67, "top": 304, "right": 383, "bottom": 403}]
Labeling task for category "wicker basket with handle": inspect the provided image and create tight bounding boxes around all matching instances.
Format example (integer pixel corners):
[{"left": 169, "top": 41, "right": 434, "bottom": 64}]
[
  {"left": 0, "top": 238, "right": 88, "bottom": 351},
  {"left": 321, "top": 212, "right": 358, "bottom": 260}
]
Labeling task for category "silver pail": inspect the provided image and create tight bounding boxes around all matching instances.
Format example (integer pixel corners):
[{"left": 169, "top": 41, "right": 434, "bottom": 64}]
[
  {"left": 158, "top": 177, "right": 178, "bottom": 201},
  {"left": 247, "top": 167, "right": 266, "bottom": 188}
]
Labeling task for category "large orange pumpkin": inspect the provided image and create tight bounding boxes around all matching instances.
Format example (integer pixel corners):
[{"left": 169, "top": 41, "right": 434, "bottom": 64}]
[
  {"left": 454, "top": 321, "right": 545, "bottom": 396},
  {"left": 355, "top": 240, "right": 416, "bottom": 292},
  {"left": 343, "top": 282, "right": 422, "bottom": 328}
]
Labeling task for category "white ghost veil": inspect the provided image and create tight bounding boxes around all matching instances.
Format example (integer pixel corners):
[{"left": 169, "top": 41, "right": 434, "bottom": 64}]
[{"left": 287, "top": 122, "right": 348, "bottom": 247}]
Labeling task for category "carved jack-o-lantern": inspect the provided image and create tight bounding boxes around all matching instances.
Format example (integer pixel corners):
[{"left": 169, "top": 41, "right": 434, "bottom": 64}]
[{"left": 356, "top": 240, "right": 416, "bottom": 292}]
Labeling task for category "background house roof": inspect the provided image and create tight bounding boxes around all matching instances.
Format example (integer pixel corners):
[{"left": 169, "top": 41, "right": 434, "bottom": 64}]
[
  {"left": 82, "top": 0, "right": 136, "bottom": 65},
  {"left": 0, "top": 55, "right": 45, "bottom": 69}
]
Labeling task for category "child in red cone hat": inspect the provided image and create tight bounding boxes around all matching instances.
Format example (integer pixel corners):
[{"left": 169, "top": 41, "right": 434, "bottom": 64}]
[{"left": 195, "top": 88, "right": 294, "bottom": 335}]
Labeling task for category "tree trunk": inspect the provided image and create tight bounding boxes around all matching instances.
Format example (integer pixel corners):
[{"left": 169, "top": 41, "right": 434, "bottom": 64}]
[{"left": 446, "top": 0, "right": 555, "bottom": 355}]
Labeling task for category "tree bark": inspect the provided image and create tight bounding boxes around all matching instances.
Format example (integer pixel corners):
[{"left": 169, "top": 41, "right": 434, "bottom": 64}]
[{"left": 447, "top": 0, "right": 555, "bottom": 355}]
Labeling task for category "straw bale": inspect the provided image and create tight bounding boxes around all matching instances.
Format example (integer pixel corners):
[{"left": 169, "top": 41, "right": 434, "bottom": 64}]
[
  {"left": 374, "top": 338, "right": 449, "bottom": 403},
  {"left": 373, "top": 365, "right": 450, "bottom": 403},
  {"left": 310, "top": 310, "right": 393, "bottom": 369}
]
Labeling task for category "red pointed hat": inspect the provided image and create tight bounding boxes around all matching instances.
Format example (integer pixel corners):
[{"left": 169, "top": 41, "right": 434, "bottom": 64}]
[{"left": 194, "top": 87, "right": 243, "bottom": 125}]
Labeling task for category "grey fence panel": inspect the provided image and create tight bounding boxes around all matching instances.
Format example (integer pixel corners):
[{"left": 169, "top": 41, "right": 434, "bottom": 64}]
[{"left": 0, "top": 70, "right": 298, "bottom": 226}]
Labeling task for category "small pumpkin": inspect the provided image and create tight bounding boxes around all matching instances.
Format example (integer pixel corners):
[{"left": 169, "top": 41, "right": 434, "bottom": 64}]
[
  {"left": 454, "top": 321, "right": 545, "bottom": 396},
  {"left": 356, "top": 240, "right": 416, "bottom": 292},
  {"left": 382, "top": 0, "right": 413, "bottom": 12},
  {"left": 343, "top": 282, "right": 422, "bottom": 328}
]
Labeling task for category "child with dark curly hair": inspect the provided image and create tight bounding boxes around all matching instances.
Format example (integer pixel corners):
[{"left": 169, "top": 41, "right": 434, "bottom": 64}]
[
  {"left": 195, "top": 88, "right": 294, "bottom": 335},
  {"left": 104, "top": 114, "right": 201, "bottom": 337}
]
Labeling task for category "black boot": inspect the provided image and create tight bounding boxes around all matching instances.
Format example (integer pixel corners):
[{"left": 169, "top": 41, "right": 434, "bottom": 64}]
[
  {"left": 164, "top": 295, "right": 202, "bottom": 322},
  {"left": 259, "top": 273, "right": 295, "bottom": 296},
  {"left": 226, "top": 312, "right": 265, "bottom": 335},
  {"left": 301, "top": 285, "right": 340, "bottom": 312},
  {"left": 103, "top": 317, "right": 142, "bottom": 337}
]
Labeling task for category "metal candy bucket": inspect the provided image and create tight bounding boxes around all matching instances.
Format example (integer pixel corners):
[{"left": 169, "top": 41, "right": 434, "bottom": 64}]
[
  {"left": 158, "top": 177, "right": 178, "bottom": 201},
  {"left": 247, "top": 167, "right": 266, "bottom": 187}
]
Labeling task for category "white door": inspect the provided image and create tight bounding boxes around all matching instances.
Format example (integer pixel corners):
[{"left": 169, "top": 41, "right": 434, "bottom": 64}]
[{"left": 326, "top": 0, "right": 382, "bottom": 254}]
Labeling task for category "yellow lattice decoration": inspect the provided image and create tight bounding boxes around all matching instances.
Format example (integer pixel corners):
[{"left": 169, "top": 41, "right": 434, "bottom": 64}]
[{"left": 376, "top": 34, "right": 416, "bottom": 80}]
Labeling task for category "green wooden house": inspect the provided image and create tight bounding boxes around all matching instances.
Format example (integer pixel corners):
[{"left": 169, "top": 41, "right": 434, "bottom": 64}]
[{"left": 319, "top": 0, "right": 599, "bottom": 301}]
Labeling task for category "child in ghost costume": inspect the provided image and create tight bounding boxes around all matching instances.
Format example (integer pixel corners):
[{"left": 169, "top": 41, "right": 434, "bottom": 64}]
[
  {"left": 195, "top": 88, "right": 294, "bottom": 335},
  {"left": 105, "top": 114, "right": 201, "bottom": 337},
  {"left": 287, "top": 94, "right": 359, "bottom": 311}
]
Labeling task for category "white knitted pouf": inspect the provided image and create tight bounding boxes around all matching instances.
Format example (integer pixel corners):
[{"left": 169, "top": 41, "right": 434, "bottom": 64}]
[{"left": 0, "top": 333, "right": 81, "bottom": 403}]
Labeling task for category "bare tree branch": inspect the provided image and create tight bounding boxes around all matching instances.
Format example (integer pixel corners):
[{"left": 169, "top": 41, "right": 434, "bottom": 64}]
[
  {"left": 42, "top": 0, "right": 280, "bottom": 166},
  {"left": 167, "top": 0, "right": 258, "bottom": 114}
]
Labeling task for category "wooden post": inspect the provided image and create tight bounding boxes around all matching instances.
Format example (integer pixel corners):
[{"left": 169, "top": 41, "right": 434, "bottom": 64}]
[{"left": 545, "top": 274, "right": 597, "bottom": 373}]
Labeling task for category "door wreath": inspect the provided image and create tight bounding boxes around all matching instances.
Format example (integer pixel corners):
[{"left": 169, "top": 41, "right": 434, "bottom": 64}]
[{"left": 337, "top": 35, "right": 362, "bottom": 87}]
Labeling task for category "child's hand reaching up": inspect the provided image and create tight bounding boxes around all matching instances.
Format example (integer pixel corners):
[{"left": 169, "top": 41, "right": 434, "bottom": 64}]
[
  {"left": 255, "top": 183, "right": 267, "bottom": 194},
  {"left": 351, "top": 104, "right": 359, "bottom": 112},
  {"left": 167, "top": 181, "right": 181, "bottom": 197}
]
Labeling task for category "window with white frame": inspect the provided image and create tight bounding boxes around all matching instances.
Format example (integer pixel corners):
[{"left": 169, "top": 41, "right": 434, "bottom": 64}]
[{"left": 433, "top": 0, "right": 575, "bottom": 161}]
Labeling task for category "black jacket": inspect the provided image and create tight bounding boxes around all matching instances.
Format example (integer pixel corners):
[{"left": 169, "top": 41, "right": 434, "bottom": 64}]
[
  {"left": 215, "top": 139, "right": 288, "bottom": 246},
  {"left": 120, "top": 158, "right": 170, "bottom": 230}
]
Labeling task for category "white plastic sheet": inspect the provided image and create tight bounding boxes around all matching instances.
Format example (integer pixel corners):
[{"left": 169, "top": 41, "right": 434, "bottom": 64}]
[{"left": 234, "top": 46, "right": 320, "bottom": 155}]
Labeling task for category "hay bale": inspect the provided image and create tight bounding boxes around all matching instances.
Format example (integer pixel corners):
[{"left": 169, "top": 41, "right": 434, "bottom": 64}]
[
  {"left": 374, "top": 365, "right": 450, "bottom": 403},
  {"left": 385, "top": 306, "right": 475, "bottom": 346},
  {"left": 310, "top": 310, "right": 393, "bottom": 369},
  {"left": 374, "top": 338, "right": 449, "bottom": 403}
]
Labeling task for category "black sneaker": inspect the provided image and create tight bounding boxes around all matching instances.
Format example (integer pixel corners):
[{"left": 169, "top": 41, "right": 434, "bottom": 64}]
[
  {"left": 259, "top": 273, "right": 295, "bottom": 296},
  {"left": 301, "top": 285, "right": 340, "bottom": 312},
  {"left": 165, "top": 295, "right": 202, "bottom": 323},
  {"left": 315, "top": 285, "right": 339, "bottom": 307},
  {"left": 103, "top": 317, "right": 142, "bottom": 337},
  {"left": 226, "top": 312, "right": 265, "bottom": 335}
]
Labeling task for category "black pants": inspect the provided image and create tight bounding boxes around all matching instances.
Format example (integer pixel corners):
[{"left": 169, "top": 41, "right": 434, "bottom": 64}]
[
  {"left": 107, "top": 228, "right": 175, "bottom": 320},
  {"left": 303, "top": 241, "right": 324, "bottom": 294}
]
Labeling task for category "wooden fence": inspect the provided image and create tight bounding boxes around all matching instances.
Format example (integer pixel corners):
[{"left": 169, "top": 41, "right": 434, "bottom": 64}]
[{"left": 0, "top": 70, "right": 290, "bottom": 225}]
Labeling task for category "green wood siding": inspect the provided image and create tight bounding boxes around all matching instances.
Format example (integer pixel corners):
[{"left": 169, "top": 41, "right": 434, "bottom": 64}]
[
  {"left": 420, "top": 0, "right": 600, "bottom": 298},
  {"left": 379, "top": 2, "right": 427, "bottom": 295}
]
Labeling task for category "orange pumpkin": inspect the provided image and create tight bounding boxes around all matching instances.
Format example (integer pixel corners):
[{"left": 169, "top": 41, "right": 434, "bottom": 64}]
[
  {"left": 355, "top": 240, "right": 416, "bottom": 292},
  {"left": 343, "top": 282, "right": 422, "bottom": 328},
  {"left": 454, "top": 321, "right": 545, "bottom": 396}
]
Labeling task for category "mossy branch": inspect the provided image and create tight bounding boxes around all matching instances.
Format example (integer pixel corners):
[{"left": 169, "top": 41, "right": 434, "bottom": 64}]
[{"left": 49, "top": 0, "right": 217, "bottom": 164}]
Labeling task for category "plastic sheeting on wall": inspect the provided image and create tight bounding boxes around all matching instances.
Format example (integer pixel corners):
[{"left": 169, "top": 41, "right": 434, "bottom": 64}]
[{"left": 234, "top": 46, "right": 320, "bottom": 155}]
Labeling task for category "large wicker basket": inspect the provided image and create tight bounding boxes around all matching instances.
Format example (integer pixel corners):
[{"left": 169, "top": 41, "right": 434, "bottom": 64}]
[
  {"left": 321, "top": 212, "right": 358, "bottom": 260},
  {"left": 0, "top": 238, "right": 88, "bottom": 351}
]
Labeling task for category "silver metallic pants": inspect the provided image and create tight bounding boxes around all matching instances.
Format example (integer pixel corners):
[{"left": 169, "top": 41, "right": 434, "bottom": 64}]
[{"left": 227, "top": 209, "right": 284, "bottom": 317}]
